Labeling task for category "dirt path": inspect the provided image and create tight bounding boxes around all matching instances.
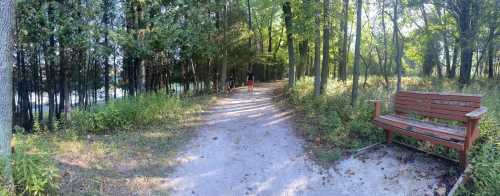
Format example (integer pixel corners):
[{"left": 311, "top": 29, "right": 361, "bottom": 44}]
[{"left": 162, "top": 83, "right": 450, "bottom": 196}]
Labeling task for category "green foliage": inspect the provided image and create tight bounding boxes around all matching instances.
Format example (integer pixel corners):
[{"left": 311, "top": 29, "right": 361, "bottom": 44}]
[
  {"left": 71, "top": 93, "right": 201, "bottom": 134},
  {"left": 457, "top": 115, "right": 500, "bottom": 196},
  {"left": 287, "top": 77, "right": 382, "bottom": 151},
  {"left": 7, "top": 134, "right": 60, "bottom": 195}
]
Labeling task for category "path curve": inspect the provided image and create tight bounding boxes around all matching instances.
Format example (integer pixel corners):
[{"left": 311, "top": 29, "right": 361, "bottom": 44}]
[{"left": 162, "top": 82, "right": 447, "bottom": 196}]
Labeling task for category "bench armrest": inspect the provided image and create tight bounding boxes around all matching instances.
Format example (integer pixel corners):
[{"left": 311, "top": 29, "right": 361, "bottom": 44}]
[
  {"left": 368, "top": 100, "right": 383, "bottom": 118},
  {"left": 466, "top": 107, "right": 487, "bottom": 119},
  {"left": 368, "top": 100, "right": 383, "bottom": 103}
]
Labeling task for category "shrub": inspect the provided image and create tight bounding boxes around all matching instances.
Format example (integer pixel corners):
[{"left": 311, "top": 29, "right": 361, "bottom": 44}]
[
  {"left": 286, "top": 77, "right": 382, "bottom": 151},
  {"left": 70, "top": 93, "right": 201, "bottom": 134},
  {"left": 0, "top": 134, "right": 60, "bottom": 196}
]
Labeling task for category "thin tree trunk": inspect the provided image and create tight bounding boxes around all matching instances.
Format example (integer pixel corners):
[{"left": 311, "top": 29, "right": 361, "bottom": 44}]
[
  {"left": 219, "top": 2, "right": 228, "bottom": 92},
  {"left": 268, "top": 0, "right": 276, "bottom": 53},
  {"left": 298, "top": 40, "right": 308, "bottom": 79},
  {"left": 283, "top": 2, "right": 296, "bottom": 86},
  {"left": 380, "top": 0, "right": 390, "bottom": 91},
  {"left": 339, "top": 0, "right": 349, "bottom": 81},
  {"left": 47, "top": 1, "right": 56, "bottom": 130},
  {"left": 351, "top": 0, "right": 362, "bottom": 107},
  {"left": 487, "top": 16, "right": 496, "bottom": 79},
  {"left": 320, "top": 0, "right": 331, "bottom": 94},
  {"left": 450, "top": 43, "right": 458, "bottom": 78},
  {"left": 313, "top": 0, "right": 322, "bottom": 97},
  {"left": 394, "top": 0, "right": 402, "bottom": 92},
  {"left": 103, "top": 0, "right": 111, "bottom": 102}
]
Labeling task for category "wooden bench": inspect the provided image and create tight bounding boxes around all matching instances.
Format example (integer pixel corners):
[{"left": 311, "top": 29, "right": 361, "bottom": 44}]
[{"left": 370, "top": 91, "right": 487, "bottom": 168}]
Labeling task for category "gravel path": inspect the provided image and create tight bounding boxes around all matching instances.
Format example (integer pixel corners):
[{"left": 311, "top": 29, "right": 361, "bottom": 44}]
[{"left": 162, "top": 83, "right": 452, "bottom": 196}]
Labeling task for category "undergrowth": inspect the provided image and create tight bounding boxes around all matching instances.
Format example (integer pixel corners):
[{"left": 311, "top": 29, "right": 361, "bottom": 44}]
[
  {"left": 286, "top": 76, "right": 499, "bottom": 195},
  {"left": 2, "top": 92, "right": 210, "bottom": 195}
]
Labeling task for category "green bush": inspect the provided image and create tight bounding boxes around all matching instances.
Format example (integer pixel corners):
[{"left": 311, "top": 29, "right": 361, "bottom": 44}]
[
  {"left": 71, "top": 93, "right": 200, "bottom": 134},
  {"left": 0, "top": 134, "right": 60, "bottom": 196},
  {"left": 286, "top": 77, "right": 382, "bottom": 151}
]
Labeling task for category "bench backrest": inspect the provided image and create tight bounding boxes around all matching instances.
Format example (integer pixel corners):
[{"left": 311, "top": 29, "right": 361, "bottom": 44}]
[{"left": 394, "top": 91, "right": 482, "bottom": 122}]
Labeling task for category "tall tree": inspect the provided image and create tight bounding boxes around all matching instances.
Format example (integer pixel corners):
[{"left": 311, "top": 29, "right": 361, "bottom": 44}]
[
  {"left": 320, "top": 0, "right": 331, "bottom": 94},
  {"left": 351, "top": 0, "right": 362, "bottom": 106},
  {"left": 486, "top": 0, "right": 497, "bottom": 79},
  {"left": 103, "top": 0, "right": 112, "bottom": 102},
  {"left": 339, "top": 0, "right": 349, "bottom": 81},
  {"left": 394, "top": 0, "right": 402, "bottom": 91},
  {"left": 313, "top": 0, "right": 322, "bottom": 97},
  {"left": 0, "top": 0, "right": 15, "bottom": 191},
  {"left": 283, "top": 1, "right": 295, "bottom": 86},
  {"left": 457, "top": 0, "right": 475, "bottom": 85}
]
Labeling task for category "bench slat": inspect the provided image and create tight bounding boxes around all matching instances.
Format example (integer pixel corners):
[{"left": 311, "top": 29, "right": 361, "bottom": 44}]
[
  {"left": 374, "top": 121, "right": 465, "bottom": 150},
  {"left": 375, "top": 115, "right": 466, "bottom": 141},
  {"left": 394, "top": 91, "right": 481, "bottom": 121},
  {"left": 398, "top": 91, "right": 482, "bottom": 103},
  {"left": 395, "top": 105, "right": 469, "bottom": 121}
]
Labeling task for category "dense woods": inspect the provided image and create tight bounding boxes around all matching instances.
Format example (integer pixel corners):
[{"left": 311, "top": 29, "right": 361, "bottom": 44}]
[{"left": 9, "top": 0, "right": 499, "bottom": 132}]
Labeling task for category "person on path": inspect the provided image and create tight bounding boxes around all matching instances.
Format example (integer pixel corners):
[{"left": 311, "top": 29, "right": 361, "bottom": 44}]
[{"left": 246, "top": 71, "right": 255, "bottom": 94}]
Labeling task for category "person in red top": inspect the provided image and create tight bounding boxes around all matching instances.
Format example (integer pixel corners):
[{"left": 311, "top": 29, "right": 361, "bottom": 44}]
[{"left": 246, "top": 71, "right": 254, "bottom": 94}]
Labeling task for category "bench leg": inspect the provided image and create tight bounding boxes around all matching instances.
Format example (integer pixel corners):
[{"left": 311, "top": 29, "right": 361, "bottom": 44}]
[
  {"left": 385, "top": 129, "right": 393, "bottom": 144},
  {"left": 459, "top": 150, "right": 468, "bottom": 170}
]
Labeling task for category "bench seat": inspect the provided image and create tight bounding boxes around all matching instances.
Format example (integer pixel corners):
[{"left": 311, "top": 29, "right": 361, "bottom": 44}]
[{"left": 374, "top": 114, "right": 466, "bottom": 150}]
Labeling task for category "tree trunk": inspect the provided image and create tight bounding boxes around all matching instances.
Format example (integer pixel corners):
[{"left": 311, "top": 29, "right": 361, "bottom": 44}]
[
  {"left": 0, "top": 0, "right": 15, "bottom": 191},
  {"left": 283, "top": 2, "right": 296, "bottom": 86},
  {"left": 450, "top": 43, "right": 458, "bottom": 78},
  {"left": 458, "top": 0, "right": 473, "bottom": 85},
  {"left": 487, "top": 16, "right": 496, "bottom": 79},
  {"left": 47, "top": 1, "right": 56, "bottom": 130},
  {"left": 351, "top": 0, "right": 362, "bottom": 107},
  {"left": 394, "top": 0, "right": 402, "bottom": 92},
  {"left": 380, "top": 0, "right": 390, "bottom": 91},
  {"left": 339, "top": 0, "right": 349, "bottom": 81},
  {"left": 438, "top": 8, "right": 452, "bottom": 78},
  {"left": 268, "top": 0, "right": 276, "bottom": 53},
  {"left": 59, "top": 41, "right": 70, "bottom": 121},
  {"left": 103, "top": 0, "right": 111, "bottom": 102},
  {"left": 219, "top": 2, "right": 228, "bottom": 92},
  {"left": 313, "top": 0, "right": 322, "bottom": 97},
  {"left": 298, "top": 40, "right": 308, "bottom": 79},
  {"left": 320, "top": 0, "right": 331, "bottom": 94}
]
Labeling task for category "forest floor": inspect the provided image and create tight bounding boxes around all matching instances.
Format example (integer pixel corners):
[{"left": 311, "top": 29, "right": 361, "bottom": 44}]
[
  {"left": 52, "top": 97, "right": 212, "bottom": 195},
  {"left": 162, "top": 82, "right": 455, "bottom": 196}
]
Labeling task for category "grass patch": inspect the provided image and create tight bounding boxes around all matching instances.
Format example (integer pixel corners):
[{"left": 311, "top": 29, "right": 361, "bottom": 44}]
[{"left": 8, "top": 93, "right": 214, "bottom": 195}]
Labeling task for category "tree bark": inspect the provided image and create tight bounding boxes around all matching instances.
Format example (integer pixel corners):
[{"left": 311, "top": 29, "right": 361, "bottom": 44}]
[
  {"left": 487, "top": 10, "right": 496, "bottom": 79},
  {"left": 103, "top": 0, "right": 111, "bottom": 102},
  {"left": 320, "top": 0, "right": 331, "bottom": 94},
  {"left": 0, "top": 0, "right": 15, "bottom": 191},
  {"left": 298, "top": 40, "right": 308, "bottom": 79},
  {"left": 339, "top": 0, "right": 349, "bottom": 81},
  {"left": 458, "top": 0, "right": 474, "bottom": 85},
  {"left": 283, "top": 2, "right": 296, "bottom": 86},
  {"left": 313, "top": 0, "right": 322, "bottom": 97},
  {"left": 394, "top": 0, "right": 402, "bottom": 92},
  {"left": 351, "top": 0, "right": 362, "bottom": 107},
  {"left": 47, "top": 0, "right": 56, "bottom": 130}
]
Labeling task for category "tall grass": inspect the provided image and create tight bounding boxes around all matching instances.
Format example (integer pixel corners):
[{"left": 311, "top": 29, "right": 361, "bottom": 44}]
[
  {"left": 287, "top": 76, "right": 499, "bottom": 195},
  {"left": 71, "top": 92, "right": 203, "bottom": 133},
  {"left": 3, "top": 92, "right": 208, "bottom": 195}
]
